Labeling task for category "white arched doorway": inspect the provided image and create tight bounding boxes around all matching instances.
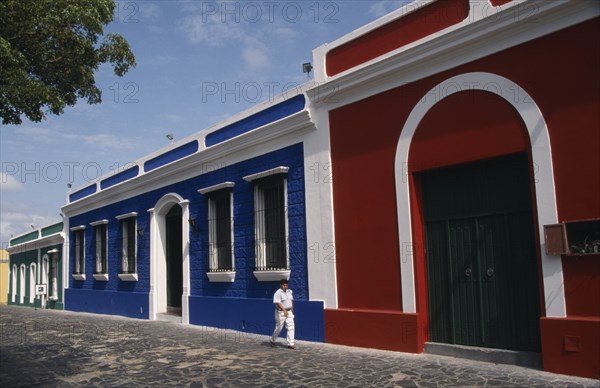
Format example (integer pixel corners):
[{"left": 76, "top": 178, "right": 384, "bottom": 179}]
[
  {"left": 148, "top": 193, "right": 191, "bottom": 324},
  {"left": 11, "top": 264, "right": 17, "bottom": 303},
  {"left": 19, "top": 264, "right": 26, "bottom": 304},
  {"left": 42, "top": 254, "right": 49, "bottom": 307},
  {"left": 29, "top": 263, "right": 37, "bottom": 304},
  {"left": 394, "top": 72, "right": 565, "bottom": 318}
]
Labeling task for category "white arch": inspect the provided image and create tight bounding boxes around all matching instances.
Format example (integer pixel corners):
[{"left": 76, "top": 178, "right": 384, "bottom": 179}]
[
  {"left": 394, "top": 72, "right": 565, "bottom": 317},
  {"left": 29, "top": 263, "right": 37, "bottom": 304},
  {"left": 42, "top": 254, "right": 49, "bottom": 307},
  {"left": 148, "top": 192, "right": 191, "bottom": 324},
  {"left": 11, "top": 264, "right": 17, "bottom": 303},
  {"left": 19, "top": 264, "right": 26, "bottom": 304}
]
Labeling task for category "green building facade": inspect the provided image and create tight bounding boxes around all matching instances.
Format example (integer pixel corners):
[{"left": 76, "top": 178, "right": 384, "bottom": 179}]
[{"left": 7, "top": 222, "right": 65, "bottom": 310}]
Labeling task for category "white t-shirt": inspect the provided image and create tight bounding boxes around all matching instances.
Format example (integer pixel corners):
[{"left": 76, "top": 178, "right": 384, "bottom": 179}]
[{"left": 273, "top": 288, "right": 293, "bottom": 309}]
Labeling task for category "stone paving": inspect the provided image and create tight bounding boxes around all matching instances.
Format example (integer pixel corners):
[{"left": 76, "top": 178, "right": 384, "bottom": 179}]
[{"left": 0, "top": 305, "right": 598, "bottom": 387}]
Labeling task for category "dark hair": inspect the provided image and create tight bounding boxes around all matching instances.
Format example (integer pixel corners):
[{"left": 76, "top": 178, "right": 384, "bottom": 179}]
[{"left": 280, "top": 279, "right": 288, "bottom": 285}]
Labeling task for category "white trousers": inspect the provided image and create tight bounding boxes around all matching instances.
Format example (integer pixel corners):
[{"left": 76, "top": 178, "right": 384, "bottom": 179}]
[{"left": 271, "top": 310, "right": 295, "bottom": 346}]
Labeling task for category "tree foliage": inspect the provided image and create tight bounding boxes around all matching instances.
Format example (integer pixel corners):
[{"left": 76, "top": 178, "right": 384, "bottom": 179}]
[{"left": 0, "top": 0, "right": 136, "bottom": 125}]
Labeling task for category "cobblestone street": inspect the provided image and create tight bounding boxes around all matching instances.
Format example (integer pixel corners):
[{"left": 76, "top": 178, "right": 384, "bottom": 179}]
[{"left": 0, "top": 305, "right": 598, "bottom": 387}]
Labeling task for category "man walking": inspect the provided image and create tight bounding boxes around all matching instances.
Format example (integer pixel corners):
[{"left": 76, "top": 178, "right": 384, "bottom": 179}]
[{"left": 271, "top": 279, "right": 295, "bottom": 349}]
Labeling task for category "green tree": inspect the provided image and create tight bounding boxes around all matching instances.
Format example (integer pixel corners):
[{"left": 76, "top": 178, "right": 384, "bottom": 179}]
[{"left": 0, "top": 0, "right": 136, "bottom": 125}]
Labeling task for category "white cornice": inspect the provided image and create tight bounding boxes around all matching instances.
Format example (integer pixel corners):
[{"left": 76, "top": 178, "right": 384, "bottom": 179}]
[
  {"left": 198, "top": 182, "right": 235, "bottom": 195},
  {"left": 90, "top": 219, "right": 109, "bottom": 226},
  {"left": 6, "top": 233, "right": 65, "bottom": 254},
  {"left": 62, "top": 110, "right": 314, "bottom": 217},
  {"left": 308, "top": 0, "right": 598, "bottom": 109},
  {"left": 116, "top": 212, "right": 138, "bottom": 220},
  {"left": 243, "top": 167, "right": 289, "bottom": 182}
]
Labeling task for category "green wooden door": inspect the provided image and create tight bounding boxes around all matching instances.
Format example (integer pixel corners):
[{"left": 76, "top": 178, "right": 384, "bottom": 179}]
[
  {"left": 421, "top": 153, "right": 541, "bottom": 351},
  {"left": 166, "top": 205, "right": 183, "bottom": 308}
]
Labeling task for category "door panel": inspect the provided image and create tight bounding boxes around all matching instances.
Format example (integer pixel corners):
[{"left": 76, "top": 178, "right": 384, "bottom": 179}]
[
  {"left": 422, "top": 153, "right": 541, "bottom": 351},
  {"left": 166, "top": 205, "right": 183, "bottom": 308}
]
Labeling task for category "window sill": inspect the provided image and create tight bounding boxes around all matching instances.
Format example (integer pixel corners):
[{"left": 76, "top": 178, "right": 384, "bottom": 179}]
[
  {"left": 93, "top": 273, "right": 109, "bottom": 281},
  {"left": 207, "top": 271, "right": 236, "bottom": 282},
  {"left": 118, "top": 273, "right": 138, "bottom": 281},
  {"left": 72, "top": 274, "right": 86, "bottom": 281},
  {"left": 253, "top": 270, "right": 290, "bottom": 282}
]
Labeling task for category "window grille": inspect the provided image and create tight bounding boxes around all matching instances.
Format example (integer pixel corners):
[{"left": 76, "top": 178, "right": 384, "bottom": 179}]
[
  {"left": 121, "top": 217, "right": 137, "bottom": 274},
  {"left": 74, "top": 230, "right": 85, "bottom": 274},
  {"left": 208, "top": 191, "right": 234, "bottom": 272},
  {"left": 254, "top": 176, "right": 288, "bottom": 271},
  {"left": 94, "top": 224, "right": 107, "bottom": 274}
]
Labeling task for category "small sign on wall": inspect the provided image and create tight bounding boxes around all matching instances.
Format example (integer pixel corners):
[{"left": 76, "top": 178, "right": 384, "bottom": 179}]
[{"left": 35, "top": 284, "right": 47, "bottom": 296}]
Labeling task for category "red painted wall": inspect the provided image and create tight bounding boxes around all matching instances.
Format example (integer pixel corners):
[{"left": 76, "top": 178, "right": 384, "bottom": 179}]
[
  {"left": 408, "top": 91, "right": 531, "bottom": 172},
  {"left": 326, "top": 0, "right": 469, "bottom": 76},
  {"left": 325, "top": 309, "right": 420, "bottom": 352},
  {"left": 540, "top": 317, "right": 600, "bottom": 379},
  {"left": 328, "top": 18, "right": 600, "bottom": 377}
]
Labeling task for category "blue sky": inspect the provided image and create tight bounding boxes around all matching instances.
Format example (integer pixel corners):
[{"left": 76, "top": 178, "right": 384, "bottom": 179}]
[{"left": 0, "top": 0, "right": 410, "bottom": 245}]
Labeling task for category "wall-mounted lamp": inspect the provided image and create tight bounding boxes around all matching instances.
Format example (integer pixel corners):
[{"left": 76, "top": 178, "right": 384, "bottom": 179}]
[
  {"left": 30, "top": 225, "right": 35, "bottom": 229},
  {"left": 67, "top": 183, "right": 72, "bottom": 189},
  {"left": 188, "top": 218, "right": 199, "bottom": 234},
  {"left": 137, "top": 228, "right": 144, "bottom": 237},
  {"left": 302, "top": 62, "right": 313, "bottom": 80},
  {"left": 166, "top": 133, "right": 174, "bottom": 144}
]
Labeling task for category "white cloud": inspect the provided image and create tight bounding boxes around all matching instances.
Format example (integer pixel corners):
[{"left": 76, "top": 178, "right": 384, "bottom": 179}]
[
  {"left": 0, "top": 201, "right": 59, "bottom": 246},
  {"left": 242, "top": 37, "right": 272, "bottom": 70},
  {"left": 146, "top": 55, "right": 180, "bottom": 66},
  {"left": 139, "top": 2, "right": 161, "bottom": 21},
  {"left": 179, "top": 4, "right": 273, "bottom": 71},
  {"left": 15, "top": 126, "right": 60, "bottom": 143},
  {"left": 13, "top": 125, "right": 137, "bottom": 150},
  {"left": 0, "top": 172, "right": 24, "bottom": 192},
  {"left": 180, "top": 13, "right": 243, "bottom": 46},
  {"left": 272, "top": 27, "right": 299, "bottom": 41}
]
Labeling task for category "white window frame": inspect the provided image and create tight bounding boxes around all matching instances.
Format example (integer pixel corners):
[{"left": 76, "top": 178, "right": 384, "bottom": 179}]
[
  {"left": 198, "top": 182, "right": 235, "bottom": 282},
  {"left": 116, "top": 212, "right": 138, "bottom": 281},
  {"left": 90, "top": 220, "right": 109, "bottom": 281},
  {"left": 71, "top": 225, "right": 86, "bottom": 280},
  {"left": 243, "top": 167, "right": 290, "bottom": 282}
]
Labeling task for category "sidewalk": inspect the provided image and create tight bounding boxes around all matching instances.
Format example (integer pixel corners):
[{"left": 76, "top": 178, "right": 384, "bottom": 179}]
[{"left": 0, "top": 305, "right": 597, "bottom": 387}]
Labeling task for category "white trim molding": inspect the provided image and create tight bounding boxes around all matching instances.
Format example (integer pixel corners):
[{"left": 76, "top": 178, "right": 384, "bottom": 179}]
[
  {"left": 118, "top": 273, "right": 138, "bottom": 281},
  {"left": 198, "top": 182, "right": 235, "bottom": 194},
  {"left": 207, "top": 271, "right": 236, "bottom": 282},
  {"left": 243, "top": 166, "right": 289, "bottom": 182},
  {"left": 149, "top": 193, "right": 190, "bottom": 324},
  {"left": 394, "top": 72, "right": 565, "bottom": 317},
  {"left": 70, "top": 225, "right": 86, "bottom": 231},
  {"left": 116, "top": 212, "right": 138, "bottom": 220},
  {"left": 90, "top": 219, "right": 109, "bottom": 226},
  {"left": 93, "top": 273, "right": 109, "bottom": 281},
  {"left": 254, "top": 270, "right": 290, "bottom": 282}
]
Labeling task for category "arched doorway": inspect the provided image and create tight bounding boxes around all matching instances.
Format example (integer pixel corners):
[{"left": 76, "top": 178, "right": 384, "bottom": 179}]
[
  {"left": 11, "top": 265, "right": 17, "bottom": 303},
  {"left": 395, "top": 72, "right": 564, "bottom": 322},
  {"left": 165, "top": 204, "right": 183, "bottom": 314},
  {"left": 19, "top": 264, "right": 25, "bottom": 304},
  {"left": 148, "top": 193, "right": 191, "bottom": 323}
]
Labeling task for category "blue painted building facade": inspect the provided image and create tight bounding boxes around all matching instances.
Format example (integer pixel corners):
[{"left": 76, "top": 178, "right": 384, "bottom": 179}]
[{"left": 62, "top": 93, "right": 326, "bottom": 342}]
